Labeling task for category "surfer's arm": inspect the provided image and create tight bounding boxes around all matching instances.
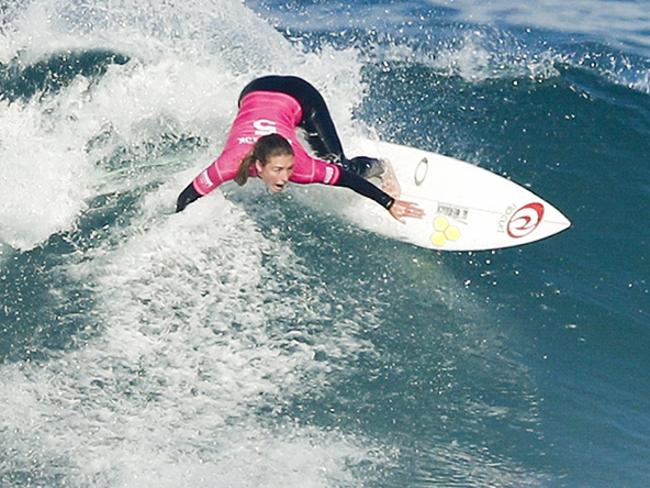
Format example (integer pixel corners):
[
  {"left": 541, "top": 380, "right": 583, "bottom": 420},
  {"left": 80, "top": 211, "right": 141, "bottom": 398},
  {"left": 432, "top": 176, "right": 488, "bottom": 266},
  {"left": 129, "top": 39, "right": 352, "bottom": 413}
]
[
  {"left": 333, "top": 169, "right": 423, "bottom": 222},
  {"left": 176, "top": 181, "right": 203, "bottom": 212},
  {"left": 310, "top": 160, "right": 421, "bottom": 221},
  {"left": 334, "top": 168, "right": 395, "bottom": 209},
  {"left": 176, "top": 149, "right": 241, "bottom": 212},
  {"left": 298, "top": 154, "right": 394, "bottom": 209},
  {"left": 176, "top": 171, "right": 218, "bottom": 213}
]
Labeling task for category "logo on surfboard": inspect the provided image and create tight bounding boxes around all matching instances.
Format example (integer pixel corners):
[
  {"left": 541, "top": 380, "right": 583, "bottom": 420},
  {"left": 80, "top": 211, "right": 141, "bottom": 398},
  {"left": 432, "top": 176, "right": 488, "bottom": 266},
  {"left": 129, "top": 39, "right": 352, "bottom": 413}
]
[
  {"left": 507, "top": 203, "right": 545, "bottom": 238},
  {"left": 414, "top": 157, "right": 429, "bottom": 186},
  {"left": 430, "top": 216, "right": 462, "bottom": 247}
]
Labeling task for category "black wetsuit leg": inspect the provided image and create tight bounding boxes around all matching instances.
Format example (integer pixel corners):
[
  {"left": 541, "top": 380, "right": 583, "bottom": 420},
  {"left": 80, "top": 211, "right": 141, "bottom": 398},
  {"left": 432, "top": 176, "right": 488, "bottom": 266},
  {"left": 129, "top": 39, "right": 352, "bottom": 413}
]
[
  {"left": 239, "top": 76, "right": 345, "bottom": 160},
  {"left": 239, "top": 76, "right": 381, "bottom": 177}
]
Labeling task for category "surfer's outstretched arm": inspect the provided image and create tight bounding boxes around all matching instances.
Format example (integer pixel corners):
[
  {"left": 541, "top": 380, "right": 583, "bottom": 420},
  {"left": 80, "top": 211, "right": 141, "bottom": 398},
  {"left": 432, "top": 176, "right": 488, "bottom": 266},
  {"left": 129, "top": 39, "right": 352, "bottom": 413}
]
[
  {"left": 335, "top": 169, "right": 394, "bottom": 208},
  {"left": 176, "top": 182, "right": 202, "bottom": 212},
  {"left": 335, "top": 169, "right": 423, "bottom": 222}
]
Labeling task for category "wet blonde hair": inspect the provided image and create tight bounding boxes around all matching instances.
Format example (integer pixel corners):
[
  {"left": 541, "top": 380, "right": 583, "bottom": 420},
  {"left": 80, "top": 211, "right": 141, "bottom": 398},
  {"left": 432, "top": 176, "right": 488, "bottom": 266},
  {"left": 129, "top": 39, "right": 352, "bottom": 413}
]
[{"left": 235, "top": 133, "right": 294, "bottom": 186}]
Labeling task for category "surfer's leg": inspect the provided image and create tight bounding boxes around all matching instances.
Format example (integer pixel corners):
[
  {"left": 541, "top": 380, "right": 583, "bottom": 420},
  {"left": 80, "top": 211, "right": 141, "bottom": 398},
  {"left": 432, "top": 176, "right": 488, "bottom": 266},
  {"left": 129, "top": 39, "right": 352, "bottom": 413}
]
[
  {"left": 344, "top": 156, "right": 384, "bottom": 178},
  {"left": 278, "top": 78, "right": 386, "bottom": 178},
  {"left": 290, "top": 81, "right": 347, "bottom": 162},
  {"left": 240, "top": 76, "right": 347, "bottom": 161}
]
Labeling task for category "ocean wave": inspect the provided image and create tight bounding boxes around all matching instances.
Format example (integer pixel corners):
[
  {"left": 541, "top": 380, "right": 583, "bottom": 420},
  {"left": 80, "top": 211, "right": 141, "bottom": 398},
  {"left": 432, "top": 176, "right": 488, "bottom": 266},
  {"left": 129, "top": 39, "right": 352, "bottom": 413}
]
[
  {"left": 0, "top": 49, "right": 129, "bottom": 102},
  {"left": 245, "top": 1, "right": 650, "bottom": 97},
  {"left": 0, "top": 185, "right": 386, "bottom": 486},
  {"left": 425, "top": 0, "right": 650, "bottom": 56},
  {"left": 361, "top": 26, "right": 650, "bottom": 99}
]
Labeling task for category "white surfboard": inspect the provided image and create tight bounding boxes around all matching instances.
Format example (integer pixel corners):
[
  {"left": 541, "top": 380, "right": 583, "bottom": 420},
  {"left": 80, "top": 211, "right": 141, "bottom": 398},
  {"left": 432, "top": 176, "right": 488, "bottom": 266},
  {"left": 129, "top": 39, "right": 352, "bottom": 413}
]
[{"left": 346, "top": 138, "right": 571, "bottom": 251}]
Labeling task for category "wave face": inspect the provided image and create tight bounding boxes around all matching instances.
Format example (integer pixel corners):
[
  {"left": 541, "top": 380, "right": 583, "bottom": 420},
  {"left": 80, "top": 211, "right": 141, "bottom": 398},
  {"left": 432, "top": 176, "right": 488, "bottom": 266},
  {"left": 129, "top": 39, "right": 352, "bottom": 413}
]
[{"left": 1, "top": 0, "right": 649, "bottom": 487}]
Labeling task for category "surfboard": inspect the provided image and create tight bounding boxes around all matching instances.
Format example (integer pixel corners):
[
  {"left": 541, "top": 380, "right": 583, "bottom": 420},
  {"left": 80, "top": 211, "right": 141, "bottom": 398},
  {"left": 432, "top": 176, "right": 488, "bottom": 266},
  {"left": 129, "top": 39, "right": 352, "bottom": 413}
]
[{"left": 345, "top": 138, "right": 571, "bottom": 251}]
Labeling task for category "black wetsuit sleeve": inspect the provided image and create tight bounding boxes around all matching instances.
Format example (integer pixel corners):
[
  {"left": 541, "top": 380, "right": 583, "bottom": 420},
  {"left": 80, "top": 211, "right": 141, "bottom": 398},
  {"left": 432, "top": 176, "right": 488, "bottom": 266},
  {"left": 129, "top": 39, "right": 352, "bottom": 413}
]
[
  {"left": 176, "top": 182, "right": 202, "bottom": 212},
  {"left": 334, "top": 168, "right": 395, "bottom": 210}
]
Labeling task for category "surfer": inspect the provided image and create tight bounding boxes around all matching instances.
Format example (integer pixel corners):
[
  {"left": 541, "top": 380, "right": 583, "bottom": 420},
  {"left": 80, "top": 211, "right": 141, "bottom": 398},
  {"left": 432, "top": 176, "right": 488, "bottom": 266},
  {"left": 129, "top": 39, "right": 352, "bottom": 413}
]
[{"left": 175, "top": 75, "right": 423, "bottom": 222}]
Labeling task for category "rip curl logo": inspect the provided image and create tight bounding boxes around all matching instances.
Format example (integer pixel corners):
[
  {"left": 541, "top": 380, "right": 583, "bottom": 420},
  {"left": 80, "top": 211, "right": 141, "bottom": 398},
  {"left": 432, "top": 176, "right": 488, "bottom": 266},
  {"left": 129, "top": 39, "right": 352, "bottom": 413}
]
[{"left": 507, "top": 203, "right": 545, "bottom": 238}]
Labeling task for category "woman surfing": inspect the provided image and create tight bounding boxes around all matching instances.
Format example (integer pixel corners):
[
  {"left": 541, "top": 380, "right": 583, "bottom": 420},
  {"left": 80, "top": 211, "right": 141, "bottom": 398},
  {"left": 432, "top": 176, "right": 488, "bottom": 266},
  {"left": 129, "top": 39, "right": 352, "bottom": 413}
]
[{"left": 176, "top": 75, "right": 423, "bottom": 223}]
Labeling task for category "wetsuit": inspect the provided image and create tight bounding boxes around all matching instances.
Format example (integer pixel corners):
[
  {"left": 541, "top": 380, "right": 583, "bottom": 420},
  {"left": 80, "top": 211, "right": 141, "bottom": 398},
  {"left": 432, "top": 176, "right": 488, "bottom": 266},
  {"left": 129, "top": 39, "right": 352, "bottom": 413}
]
[{"left": 176, "top": 75, "right": 391, "bottom": 212}]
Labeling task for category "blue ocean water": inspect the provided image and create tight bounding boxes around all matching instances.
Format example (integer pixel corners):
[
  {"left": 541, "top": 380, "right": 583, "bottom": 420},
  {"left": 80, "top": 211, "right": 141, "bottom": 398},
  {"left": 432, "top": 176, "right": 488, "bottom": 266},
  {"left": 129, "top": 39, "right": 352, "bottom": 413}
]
[{"left": 0, "top": 0, "right": 648, "bottom": 486}]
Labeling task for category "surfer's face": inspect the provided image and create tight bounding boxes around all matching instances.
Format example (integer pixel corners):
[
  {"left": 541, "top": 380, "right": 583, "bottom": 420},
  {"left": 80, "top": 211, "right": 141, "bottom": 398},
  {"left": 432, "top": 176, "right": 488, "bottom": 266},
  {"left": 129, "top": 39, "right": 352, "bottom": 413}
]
[{"left": 256, "top": 154, "right": 294, "bottom": 192}]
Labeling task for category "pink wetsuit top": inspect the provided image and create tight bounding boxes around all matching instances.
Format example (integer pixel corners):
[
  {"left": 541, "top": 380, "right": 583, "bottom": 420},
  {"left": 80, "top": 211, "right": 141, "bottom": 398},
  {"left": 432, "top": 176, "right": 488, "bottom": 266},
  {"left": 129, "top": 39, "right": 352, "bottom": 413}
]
[{"left": 192, "top": 91, "right": 342, "bottom": 195}]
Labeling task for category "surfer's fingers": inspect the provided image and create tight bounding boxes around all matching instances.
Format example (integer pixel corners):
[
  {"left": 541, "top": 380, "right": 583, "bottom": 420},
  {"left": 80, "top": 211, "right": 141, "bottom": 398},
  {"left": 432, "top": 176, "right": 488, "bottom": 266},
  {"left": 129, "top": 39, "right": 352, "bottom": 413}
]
[
  {"left": 389, "top": 200, "right": 422, "bottom": 223},
  {"left": 401, "top": 201, "right": 424, "bottom": 218}
]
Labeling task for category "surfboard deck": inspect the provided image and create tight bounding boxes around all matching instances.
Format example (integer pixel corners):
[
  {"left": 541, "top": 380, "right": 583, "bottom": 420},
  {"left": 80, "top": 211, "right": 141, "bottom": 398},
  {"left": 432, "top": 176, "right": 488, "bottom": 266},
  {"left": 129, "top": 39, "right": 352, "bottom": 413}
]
[{"left": 347, "top": 138, "right": 571, "bottom": 251}]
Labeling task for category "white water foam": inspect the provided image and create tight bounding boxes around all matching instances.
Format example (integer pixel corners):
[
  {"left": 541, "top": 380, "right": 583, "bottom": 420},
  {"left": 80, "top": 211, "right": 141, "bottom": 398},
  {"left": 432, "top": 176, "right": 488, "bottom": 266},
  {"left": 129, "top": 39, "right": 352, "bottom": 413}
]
[
  {"left": 0, "top": 183, "right": 385, "bottom": 486},
  {"left": 0, "top": 84, "right": 95, "bottom": 250},
  {"left": 0, "top": 0, "right": 365, "bottom": 250},
  {"left": 1, "top": 1, "right": 556, "bottom": 486},
  {"left": 1, "top": 1, "right": 383, "bottom": 484},
  {"left": 427, "top": 30, "right": 563, "bottom": 82}
]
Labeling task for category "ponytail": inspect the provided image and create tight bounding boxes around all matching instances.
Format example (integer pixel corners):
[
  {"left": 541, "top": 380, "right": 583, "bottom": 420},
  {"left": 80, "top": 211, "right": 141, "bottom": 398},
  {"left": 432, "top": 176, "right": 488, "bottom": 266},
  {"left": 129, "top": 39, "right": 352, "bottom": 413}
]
[
  {"left": 235, "top": 151, "right": 256, "bottom": 186},
  {"left": 235, "top": 133, "right": 294, "bottom": 186}
]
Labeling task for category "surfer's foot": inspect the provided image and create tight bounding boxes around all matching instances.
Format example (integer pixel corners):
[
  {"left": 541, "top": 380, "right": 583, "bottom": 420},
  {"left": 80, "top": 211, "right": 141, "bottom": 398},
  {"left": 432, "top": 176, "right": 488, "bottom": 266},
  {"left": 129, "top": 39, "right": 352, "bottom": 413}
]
[
  {"left": 347, "top": 156, "right": 401, "bottom": 199},
  {"left": 378, "top": 159, "right": 401, "bottom": 199}
]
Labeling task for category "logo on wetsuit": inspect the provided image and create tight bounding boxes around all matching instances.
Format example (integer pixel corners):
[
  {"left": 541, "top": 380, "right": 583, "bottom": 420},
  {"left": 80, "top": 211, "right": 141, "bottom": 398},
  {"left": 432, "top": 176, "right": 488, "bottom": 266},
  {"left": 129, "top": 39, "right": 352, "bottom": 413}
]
[
  {"left": 253, "top": 119, "right": 277, "bottom": 136},
  {"left": 237, "top": 119, "right": 294, "bottom": 146},
  {"left": 324, "top": 166, "right": 335, "bottom": 184},
  {"left": 238, "top": 119, "right": 279, "bottom": 145},
  {"left": 199, "top": 169, "right": 214, "bottom": 189}
]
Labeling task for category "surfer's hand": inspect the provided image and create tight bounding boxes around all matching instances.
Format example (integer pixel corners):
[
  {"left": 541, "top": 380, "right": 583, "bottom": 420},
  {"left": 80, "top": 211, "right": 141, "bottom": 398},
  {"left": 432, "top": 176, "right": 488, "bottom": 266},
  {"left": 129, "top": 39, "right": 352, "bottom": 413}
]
[{"left": 389, "top": 200, "right": 424, "bottom": 223}]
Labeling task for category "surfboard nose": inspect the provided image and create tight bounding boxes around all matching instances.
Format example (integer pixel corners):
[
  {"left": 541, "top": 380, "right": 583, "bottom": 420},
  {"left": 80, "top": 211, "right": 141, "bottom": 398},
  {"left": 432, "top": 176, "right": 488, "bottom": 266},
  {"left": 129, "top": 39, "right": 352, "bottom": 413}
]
[
  {"left": 539, "top": 203, "right": 572, "bottom": 239},
  {"left": 558, "top": 212, "right": 572, "bottom": 230}
]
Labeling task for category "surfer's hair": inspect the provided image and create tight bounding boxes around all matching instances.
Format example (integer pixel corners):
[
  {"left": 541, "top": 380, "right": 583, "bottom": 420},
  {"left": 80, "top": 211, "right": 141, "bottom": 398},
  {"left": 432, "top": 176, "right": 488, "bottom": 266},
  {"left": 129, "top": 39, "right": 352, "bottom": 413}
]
[{"left": 235, "top": 133, "right": 294, "bottom": 186}]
